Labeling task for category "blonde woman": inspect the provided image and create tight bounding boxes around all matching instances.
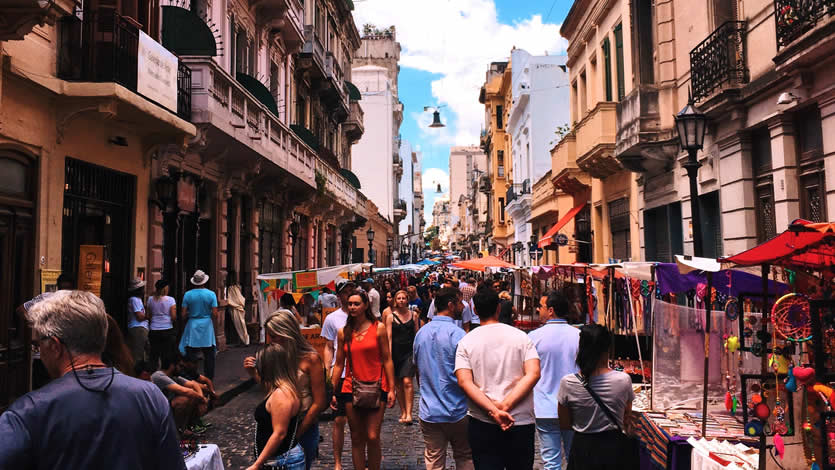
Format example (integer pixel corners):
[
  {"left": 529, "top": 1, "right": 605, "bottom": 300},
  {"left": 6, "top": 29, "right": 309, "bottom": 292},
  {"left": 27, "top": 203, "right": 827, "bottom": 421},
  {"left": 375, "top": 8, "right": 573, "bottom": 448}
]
[
  {"left": 247, "top": 310, "right": 327, "bottom": 470},
  {"left": 384, "top": 290, "right": 418, "bottom": 424},
  {"left": 248, "top": 343, "right": 305, "bottom": 470}
]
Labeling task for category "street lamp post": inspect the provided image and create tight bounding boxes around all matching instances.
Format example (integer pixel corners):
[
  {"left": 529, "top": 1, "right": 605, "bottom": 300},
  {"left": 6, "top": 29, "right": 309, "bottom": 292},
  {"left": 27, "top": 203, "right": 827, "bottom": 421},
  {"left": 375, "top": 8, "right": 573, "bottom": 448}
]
[
  {"left": 366, "top": 226, "right": 375, "bottom": 267},
  {"left": 674, "top": 93, "right": 708, "bottom": 258},
  {"left": 289, "top": 217, "right": 300, "bottom": 269},
  {"left": 386, "top": 237, "right": 393, "bottom": 267}
]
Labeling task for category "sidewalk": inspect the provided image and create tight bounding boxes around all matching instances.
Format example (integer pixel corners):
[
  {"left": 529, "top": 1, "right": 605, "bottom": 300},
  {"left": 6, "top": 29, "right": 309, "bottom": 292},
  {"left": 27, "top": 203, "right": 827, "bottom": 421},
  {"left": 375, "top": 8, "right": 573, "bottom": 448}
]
[{"left": 212, "top": 344, "right": 258, "bottom": 406}]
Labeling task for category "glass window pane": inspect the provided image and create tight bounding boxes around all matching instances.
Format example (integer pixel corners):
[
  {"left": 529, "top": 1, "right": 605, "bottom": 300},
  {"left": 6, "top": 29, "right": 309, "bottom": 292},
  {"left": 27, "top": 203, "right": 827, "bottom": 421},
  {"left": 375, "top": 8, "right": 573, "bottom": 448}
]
[{"left": 0, "top": 158, "right": 27, "bottom": 195}]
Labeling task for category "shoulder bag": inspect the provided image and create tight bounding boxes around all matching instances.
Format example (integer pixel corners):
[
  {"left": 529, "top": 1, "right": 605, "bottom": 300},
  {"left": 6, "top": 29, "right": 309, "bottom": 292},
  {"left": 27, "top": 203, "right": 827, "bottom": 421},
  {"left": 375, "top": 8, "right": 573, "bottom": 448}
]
[
  {"left": 575, "top": 373, "right": 640, "bottom": 470},
  {"left": 347, "top": 323, "right": 383, "bottom": 408}
]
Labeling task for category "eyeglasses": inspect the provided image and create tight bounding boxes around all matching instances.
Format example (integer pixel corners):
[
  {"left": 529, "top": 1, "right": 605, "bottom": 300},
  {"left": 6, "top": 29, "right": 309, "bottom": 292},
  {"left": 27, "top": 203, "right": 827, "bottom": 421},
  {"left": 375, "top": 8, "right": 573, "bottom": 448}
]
[{"left": 31, "top": 335, "right": 54, "bottom": 353}]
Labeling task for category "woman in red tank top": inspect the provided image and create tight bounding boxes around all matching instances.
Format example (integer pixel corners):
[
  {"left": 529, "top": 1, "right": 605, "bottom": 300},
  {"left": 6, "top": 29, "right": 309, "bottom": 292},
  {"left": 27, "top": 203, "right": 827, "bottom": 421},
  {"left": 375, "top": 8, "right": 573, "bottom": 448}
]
[{"left": 331, "top": 289, "right": 396, "bottom": 470}]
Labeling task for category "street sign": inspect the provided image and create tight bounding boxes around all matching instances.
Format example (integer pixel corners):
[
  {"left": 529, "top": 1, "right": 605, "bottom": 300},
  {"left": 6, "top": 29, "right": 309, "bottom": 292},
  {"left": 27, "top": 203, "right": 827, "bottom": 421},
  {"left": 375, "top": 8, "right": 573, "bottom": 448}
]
[{"left": 556, "top": 234, "right": 569, "bottom": 246}]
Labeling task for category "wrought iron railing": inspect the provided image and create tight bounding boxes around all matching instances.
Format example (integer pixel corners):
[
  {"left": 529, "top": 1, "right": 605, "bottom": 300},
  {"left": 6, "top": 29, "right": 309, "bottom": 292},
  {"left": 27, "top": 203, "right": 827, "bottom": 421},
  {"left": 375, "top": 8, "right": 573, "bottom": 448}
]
[
  {"left": 506, "top": 182, "right": 530, "bottom": 204},
  {"left": 690, "top": 21, "right": 747, "bottom": 101},
  {"left": 177, "top": 62, "right": 192, "bottom": 121},
  {"left": 58, "top": 9, "right": 192, "bottom": 121},
  {"left": 775, "top": 0, "right": 835, "bottom": 48}
]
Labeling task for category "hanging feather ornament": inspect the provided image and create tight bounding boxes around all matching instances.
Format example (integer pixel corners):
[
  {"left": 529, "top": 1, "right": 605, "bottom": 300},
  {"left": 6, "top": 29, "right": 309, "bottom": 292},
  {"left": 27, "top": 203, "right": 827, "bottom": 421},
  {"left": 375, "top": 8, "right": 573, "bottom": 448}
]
[{"left": 774, "top": 433, "right": 785, "bottom": 460}]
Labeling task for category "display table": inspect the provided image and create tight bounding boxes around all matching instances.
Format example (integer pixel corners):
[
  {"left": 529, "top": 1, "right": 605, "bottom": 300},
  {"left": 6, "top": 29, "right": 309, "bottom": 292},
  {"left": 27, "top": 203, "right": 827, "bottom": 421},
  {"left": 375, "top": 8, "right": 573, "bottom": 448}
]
[
  {"left": 185, "top": 444, "right": 224, "bottom": 470},
  {"left": 633, "top": 412, "right": 755, "bottom": 470},
  {"left": 686, "top": 438, "right": 757, "bottom": 470}
]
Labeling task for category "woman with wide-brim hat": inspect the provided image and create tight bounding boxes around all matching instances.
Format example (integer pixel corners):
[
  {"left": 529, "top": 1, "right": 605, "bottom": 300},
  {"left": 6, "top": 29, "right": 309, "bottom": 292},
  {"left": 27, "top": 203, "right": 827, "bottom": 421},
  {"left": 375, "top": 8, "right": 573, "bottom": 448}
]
[
  {"left": 126, "top": 278, "right": 149, "bottom": 362},
  {"left": 179, "top": 270, "right": 219, "bottom": 380}
]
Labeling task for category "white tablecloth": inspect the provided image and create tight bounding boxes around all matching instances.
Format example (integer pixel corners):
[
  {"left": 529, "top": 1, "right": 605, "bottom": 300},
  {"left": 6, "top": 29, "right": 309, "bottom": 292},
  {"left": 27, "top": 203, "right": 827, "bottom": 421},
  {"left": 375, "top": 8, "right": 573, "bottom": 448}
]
[{"left": 185, "top": 444, "right": 224, "bottom": 470}]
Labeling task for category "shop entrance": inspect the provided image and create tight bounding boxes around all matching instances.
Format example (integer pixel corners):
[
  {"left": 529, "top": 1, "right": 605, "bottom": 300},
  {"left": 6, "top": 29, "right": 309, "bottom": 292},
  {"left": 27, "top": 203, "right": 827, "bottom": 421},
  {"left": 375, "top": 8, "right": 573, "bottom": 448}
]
[
  {"left": 0, "top": 151, "right": 36, "bottom": 412},
  {"left": 62, "top": 158, "right": 136, "bottom": 327}
]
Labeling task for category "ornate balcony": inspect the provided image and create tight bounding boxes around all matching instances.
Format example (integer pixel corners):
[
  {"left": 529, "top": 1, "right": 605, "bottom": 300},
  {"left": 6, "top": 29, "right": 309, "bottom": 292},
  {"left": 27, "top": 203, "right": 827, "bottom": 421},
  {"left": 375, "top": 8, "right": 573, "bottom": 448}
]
[
  {"left": 575, "top": 102, "right": 620, "bottom": 179},
  {"left": 299, "top": 26, "right": 326, "bottom": 77},
  {"left": 615, "top": 86, "right": 677, "bottom": 174},
  {"left": 690, "top": 21, "right": 748, "bottom": 102},
  {"left": 57, "top": 10, "right": 192, "bottom": 121},
  {"left": 550, "top": 133, "right": 590, "bottom": 195},
  {"left": 184, "top": 56, "right": 361, "bottom": 212},
  {"left": 0, "top": 0, "right": 67, "bottom": 40},
  {"left": 394, "top": 199, "right": 407, "bottom": 220},
  {"left": 344, "top": 101, "right": 364, "bottom": 142},
  {"left": 773, "top": 0, "right": 835, "bottom": 70},
  {"left": 775, "top": 0, "right": 832, "bottom": 48}
]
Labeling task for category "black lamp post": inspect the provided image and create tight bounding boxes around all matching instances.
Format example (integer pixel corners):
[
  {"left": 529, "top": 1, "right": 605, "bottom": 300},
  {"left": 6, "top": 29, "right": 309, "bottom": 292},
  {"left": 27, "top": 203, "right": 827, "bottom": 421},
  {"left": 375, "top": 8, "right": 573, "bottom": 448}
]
[
  {"left": 675, "top": 93, "right": 708, "bottom": 257},
  {"left": 386, "top": 237, "right": 393, "bottom": 267},
  {"left": 289, "top": 217, "right": 301, "bottom": 270},
  {"left": 366, "top": 226, "right": 375, "bottom": 265}
]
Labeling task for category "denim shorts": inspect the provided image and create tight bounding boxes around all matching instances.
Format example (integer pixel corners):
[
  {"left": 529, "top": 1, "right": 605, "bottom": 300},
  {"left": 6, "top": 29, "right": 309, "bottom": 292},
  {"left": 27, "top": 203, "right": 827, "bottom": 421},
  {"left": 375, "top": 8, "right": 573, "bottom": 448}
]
[{"left": 264, "top": 444, "right": 305, "bottom": 470}]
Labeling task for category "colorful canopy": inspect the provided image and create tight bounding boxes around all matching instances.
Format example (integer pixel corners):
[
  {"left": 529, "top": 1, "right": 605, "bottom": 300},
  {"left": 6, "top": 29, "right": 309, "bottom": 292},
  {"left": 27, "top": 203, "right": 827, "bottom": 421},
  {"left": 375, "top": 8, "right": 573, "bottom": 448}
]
[
  {"left": 720, "top": 219, "right": 835, "bottom": 269},
  {"left": 538, "top": 202, "right": 587, "bottom": 248},
  {"left": 416, "top": 259, "right": 440, "bottom": 265},
  {"left": 452, "top": 256, "right": 518, "bottom": 271}
]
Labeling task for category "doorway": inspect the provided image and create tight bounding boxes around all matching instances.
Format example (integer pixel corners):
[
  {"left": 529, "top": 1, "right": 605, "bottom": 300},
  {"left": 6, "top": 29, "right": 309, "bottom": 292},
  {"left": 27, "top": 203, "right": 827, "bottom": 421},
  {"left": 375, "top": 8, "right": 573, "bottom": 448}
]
[
  {"left": 0, "top": 151, "right": 36, "bottom": 412},
  {"left": 62, "top": 158, "right": 135, "bottom": 328}
]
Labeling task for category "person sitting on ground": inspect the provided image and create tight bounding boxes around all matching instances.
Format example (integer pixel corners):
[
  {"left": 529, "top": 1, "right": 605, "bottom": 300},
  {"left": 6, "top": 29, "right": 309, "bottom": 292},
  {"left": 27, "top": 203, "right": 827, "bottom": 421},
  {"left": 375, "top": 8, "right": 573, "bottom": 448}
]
[
  {"left": 0, "top": 290, "right": 185, "bottom": 469},
  {"left": 150, "top": 354, "right": 209, "bottom": 436},
  {"left": 178, "top": 353, "right": 217, "bottom": 401}
]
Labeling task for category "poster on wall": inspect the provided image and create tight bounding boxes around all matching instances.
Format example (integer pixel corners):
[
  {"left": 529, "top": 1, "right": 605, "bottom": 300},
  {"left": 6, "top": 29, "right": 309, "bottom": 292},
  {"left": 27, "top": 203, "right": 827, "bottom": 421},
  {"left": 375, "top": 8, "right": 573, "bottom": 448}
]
[
  {"left": 78, "top": 245, "right": 104, "bottom": 298},
  {"left": 137, "top": 31, "right": 178, "bottom": 113},
  {"left": 40, "top": 269, "right": 62, "bottom": 294}
]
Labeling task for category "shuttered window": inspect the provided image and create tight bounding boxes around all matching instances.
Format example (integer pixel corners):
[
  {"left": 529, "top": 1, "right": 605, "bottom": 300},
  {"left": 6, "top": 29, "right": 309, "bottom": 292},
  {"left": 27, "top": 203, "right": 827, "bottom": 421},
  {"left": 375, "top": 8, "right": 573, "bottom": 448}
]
[
  {"left": 602, "top": 37, "right": 613, "bottom": 101},
  {"left": 614, "top": 24, "right": 625, "bottom": 100}
]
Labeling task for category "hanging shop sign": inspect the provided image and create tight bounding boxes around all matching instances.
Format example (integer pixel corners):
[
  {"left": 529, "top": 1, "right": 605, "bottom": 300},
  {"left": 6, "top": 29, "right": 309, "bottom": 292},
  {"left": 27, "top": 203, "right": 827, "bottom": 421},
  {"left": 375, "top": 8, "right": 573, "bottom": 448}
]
[
  {"left": 556, "top": 234, "right": 569, "bottom": 246},
  {"left": 77, "top": 245, "right": 105, "bottom": 298},
  {"left": 137, "top": 31, "right": 178, "bottom": 113},
  {"left": 40, "top": 269, "right": 62, "bottom": 294}
]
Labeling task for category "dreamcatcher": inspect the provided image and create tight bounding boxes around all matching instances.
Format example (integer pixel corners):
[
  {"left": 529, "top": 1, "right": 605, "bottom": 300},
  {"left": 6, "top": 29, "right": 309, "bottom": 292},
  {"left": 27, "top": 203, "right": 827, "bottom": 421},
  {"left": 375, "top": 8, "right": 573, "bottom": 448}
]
[{"left": 772, "top": 293, "right": 813, "bottom": 343}]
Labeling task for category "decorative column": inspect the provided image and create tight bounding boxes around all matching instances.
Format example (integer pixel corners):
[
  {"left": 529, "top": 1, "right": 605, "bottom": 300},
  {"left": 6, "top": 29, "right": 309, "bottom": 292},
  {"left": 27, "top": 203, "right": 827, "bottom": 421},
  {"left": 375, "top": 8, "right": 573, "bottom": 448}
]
[
  {"left": 718, "top": 133, "right": 758, "bottom": 254},
  {"left": 768, "top": 116, "right": 800, "bottom": 232}
]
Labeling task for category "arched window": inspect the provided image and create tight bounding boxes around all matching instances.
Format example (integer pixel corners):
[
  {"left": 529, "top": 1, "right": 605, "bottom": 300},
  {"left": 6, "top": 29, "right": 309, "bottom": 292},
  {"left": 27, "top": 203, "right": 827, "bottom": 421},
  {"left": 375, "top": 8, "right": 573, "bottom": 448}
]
[{"left": 0, "top": 151, "right": 34, "bottom": 200}]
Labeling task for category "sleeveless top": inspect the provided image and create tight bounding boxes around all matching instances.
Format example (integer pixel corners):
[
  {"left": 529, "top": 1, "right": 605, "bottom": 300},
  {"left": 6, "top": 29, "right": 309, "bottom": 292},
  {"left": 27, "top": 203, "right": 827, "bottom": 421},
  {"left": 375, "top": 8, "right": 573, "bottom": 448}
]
[
  {"left": 391, "top": 310, "right": 416, "bottom": 354},
  {"left": 341, "top": 322, "right": 390, "bottom": 393},
  {"left": 254, "top": 392, "right": 299, "bottom": 457},
  {"left": 297, "top": 368, "right": 313, "bottom": 413}
]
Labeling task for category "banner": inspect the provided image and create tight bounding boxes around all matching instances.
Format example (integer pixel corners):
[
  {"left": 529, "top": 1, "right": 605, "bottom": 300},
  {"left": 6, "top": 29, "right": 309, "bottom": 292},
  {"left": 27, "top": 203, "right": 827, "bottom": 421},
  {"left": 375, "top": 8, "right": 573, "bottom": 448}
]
[
  {"left": 294, "top": 271, "right": 318, "bottom": 290},
  {"left": 77, "top": 245, "right": 104, "bottom": 297},
  {"left": 137, "top": 31, "right": 178, "bottom": 112}
]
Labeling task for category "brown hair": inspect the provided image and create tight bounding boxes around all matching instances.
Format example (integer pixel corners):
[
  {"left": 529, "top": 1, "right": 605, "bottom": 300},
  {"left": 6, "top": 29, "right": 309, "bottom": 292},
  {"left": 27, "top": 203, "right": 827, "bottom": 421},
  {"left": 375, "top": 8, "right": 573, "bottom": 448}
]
[
  {"left": 344, "top": 289, "right": 375, "bottom": 351},
  {"left": 103, "top": 315, "right": 135, "bottom": 376}
]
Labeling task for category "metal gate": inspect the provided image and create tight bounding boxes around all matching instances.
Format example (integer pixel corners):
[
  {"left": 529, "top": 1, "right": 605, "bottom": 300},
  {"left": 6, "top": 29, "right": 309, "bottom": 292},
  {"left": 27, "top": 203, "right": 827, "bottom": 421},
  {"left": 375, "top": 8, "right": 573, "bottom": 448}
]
[{"left": 62, "top": 158, "right": 136, "bottom": 327}]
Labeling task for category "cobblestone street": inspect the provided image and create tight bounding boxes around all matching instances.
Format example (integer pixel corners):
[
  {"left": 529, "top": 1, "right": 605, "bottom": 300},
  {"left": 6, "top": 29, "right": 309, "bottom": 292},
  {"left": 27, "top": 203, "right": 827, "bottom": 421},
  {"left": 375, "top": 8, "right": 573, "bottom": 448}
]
[{"left": 201, "top": 385, "right": 547, "bottom": 470}]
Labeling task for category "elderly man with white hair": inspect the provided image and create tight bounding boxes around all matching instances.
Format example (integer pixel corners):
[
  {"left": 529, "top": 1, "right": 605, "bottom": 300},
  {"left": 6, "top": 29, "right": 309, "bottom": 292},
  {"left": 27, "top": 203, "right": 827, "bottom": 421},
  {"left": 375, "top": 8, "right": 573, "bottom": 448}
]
[{"left": 0, "top": 290, "right": 185, "bottom": 469}]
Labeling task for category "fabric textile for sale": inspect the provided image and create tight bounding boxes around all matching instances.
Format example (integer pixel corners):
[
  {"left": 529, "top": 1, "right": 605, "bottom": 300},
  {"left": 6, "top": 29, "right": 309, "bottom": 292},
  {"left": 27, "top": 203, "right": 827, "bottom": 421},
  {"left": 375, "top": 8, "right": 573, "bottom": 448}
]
[
  {"left": 653, "top": 264, "right": 788, "bottom": 297},
  {"left": 185, "top": 444, "right": 224, "bottom": 470},
  {"left": 686, "top": 438, "right": 757, "bottom": 470}
]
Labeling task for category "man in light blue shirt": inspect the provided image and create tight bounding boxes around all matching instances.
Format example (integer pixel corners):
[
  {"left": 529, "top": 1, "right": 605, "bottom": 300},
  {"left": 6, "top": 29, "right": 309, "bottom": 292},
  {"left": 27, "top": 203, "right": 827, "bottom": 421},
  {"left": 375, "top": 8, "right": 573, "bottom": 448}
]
[
  {"left": 413, "top": 287, "right": 473, "bottom": 470},
  {"left": 528, "top": 291, "right": 580, "bottom": 470}
]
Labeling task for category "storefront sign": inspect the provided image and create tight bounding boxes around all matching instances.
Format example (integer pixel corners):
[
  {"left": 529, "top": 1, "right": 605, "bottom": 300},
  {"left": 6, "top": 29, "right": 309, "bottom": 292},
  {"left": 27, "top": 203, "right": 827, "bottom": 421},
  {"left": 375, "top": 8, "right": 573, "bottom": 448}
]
[
  {"left": 78, "top": 245, "right": 104, "bottom": 298},
  {"left": 294, "top": 271, "right": 319, "bottom": 290},
  {"left": 137, "top": 31, "right": 178, "bottom": 113},
  {"left": 40, "top": 269, "right": 62, "bottom": 294}
]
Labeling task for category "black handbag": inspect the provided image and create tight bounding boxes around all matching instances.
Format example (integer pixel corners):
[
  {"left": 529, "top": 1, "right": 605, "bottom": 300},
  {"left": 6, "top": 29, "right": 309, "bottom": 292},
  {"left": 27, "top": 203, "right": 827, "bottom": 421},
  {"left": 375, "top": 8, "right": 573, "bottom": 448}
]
[{"left": 576, "top": 373, "right": 640, "bottom": 470}]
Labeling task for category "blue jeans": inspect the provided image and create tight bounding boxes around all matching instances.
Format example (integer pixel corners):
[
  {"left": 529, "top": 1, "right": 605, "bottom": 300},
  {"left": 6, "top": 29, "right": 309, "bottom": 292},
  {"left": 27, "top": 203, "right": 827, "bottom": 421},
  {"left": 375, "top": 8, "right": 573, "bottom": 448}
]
[
  {"left": 264, "top": 444, "right": 305, "bottom": 470},
  {"left": 536, "top": 418, "right": 574, "bottom": 470},
  {"left": 298, "top": 423, "right": 319, "bottom": 470}
]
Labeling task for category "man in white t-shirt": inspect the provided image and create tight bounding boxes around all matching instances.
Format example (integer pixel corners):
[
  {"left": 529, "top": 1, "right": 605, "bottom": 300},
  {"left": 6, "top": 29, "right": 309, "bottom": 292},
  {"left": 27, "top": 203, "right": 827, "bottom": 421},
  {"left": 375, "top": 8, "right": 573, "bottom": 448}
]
[
  {"left": 363, "top": 278, "right": 381, "bottom": 318},
  {"left": 320, "top": 280, "right": 354, "bottom": 470},
  {"left": 455, "top": 289, "right": 541, "bottom": 470}
]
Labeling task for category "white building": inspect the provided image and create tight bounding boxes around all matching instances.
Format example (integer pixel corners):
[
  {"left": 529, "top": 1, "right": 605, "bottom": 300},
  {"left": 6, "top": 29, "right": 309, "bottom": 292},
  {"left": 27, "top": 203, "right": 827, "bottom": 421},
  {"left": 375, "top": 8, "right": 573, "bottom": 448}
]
[
  {"left": 505, "top": 49, "right": 570, "bottom": 265},
  {"left": 432, "top": 195, "right": 452, "bottom": 248},
  {"left": 351, "top": 65, "right": 396, "bottom": 222}
]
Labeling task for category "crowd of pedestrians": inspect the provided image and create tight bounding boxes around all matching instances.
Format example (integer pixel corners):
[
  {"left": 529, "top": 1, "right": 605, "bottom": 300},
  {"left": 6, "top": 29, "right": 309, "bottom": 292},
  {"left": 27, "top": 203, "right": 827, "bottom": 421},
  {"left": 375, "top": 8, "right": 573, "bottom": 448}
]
[{"left": 0, "top": 265, "right": 636, "bottom": 470}]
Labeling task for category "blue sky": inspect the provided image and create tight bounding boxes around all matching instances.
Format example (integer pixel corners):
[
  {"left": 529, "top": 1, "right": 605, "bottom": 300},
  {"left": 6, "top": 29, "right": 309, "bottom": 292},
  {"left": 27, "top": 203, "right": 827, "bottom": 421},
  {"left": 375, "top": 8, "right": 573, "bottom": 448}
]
[{"left": 353, "top": 0, "right": 572, "bottom": 224}]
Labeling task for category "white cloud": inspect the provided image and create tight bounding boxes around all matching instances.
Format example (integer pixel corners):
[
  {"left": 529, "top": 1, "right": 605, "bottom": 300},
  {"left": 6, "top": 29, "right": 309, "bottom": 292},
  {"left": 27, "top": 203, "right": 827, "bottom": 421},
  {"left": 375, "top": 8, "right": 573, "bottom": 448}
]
[
  {"left": 354, "top": 0, "right": 567, "bottom": 146},
  {"left": 422, "top": 167, "right": 450, "bottom": 194}
]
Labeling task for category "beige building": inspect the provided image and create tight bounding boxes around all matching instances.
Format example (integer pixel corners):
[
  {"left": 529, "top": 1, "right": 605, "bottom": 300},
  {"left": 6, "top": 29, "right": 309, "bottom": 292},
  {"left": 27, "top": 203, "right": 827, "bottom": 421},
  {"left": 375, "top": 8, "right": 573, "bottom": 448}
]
[
  {"left": 449, "top": 146, "right": 488, "bottom": 257},
  {"left": 0, "top": 0, "right": 372, "bottom": 409},
  {"left": 479, "top": 61, "right": 513, "bottom": 258}
]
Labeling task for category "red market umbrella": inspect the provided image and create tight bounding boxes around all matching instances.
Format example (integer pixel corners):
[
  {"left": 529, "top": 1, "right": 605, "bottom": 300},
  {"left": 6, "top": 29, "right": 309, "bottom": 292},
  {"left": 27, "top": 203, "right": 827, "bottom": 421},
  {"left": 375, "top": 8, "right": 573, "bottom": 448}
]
[{"left": 720, "top": 219, "right": 835, "bottom": 269}]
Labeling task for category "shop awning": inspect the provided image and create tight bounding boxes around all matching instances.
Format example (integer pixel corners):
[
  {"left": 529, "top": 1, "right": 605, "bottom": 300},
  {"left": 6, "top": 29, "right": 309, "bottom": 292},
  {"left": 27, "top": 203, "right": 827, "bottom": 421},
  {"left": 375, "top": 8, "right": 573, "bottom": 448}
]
[
  {"left": 452, "top": 256, "right": 517, "bottom": 271},
  {"left": 538, "top": 202, "right": 586, "bottom": 248},
  {"left": 339, "top": 168, "right": 361, "bottom": 189},
  {"left": 345, "top": 81, "right": 362, "bottom": 101},
  {"left": 720, "top": 219, "right": 835, "bottom": 268},
  {"left": 236, "top": 73, "right": 279, "bottom": 116},
  {"left": 161, "top": 6, "right": 217, "bottom": 56}
]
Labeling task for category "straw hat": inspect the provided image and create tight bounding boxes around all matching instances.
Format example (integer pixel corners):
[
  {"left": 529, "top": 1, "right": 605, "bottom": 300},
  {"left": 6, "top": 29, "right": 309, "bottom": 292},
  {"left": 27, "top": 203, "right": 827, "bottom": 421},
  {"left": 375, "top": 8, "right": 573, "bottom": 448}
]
[{"left": 190, "top": 270, "right": 209, "bottom": 286}]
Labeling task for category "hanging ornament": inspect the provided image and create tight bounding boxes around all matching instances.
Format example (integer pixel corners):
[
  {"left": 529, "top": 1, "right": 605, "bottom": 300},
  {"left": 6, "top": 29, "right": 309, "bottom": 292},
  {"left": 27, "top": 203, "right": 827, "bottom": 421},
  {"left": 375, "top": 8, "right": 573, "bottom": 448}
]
[
  {"left": 774, "top": 433, "right": 785, "bottom": 460},
  {"left": 786, "top": 364, "right": 799, "bottom": 393},
  {"left": 725, "top": 391, "right": 733, "bottom": 412},
  {"left": 725, "top": 335, "right": 740, "bottom": 353},
  {"left": 745, "top": 420, "right": 764, "bottom": 437},
  {"left": 754, "top": 402, "right": 771, "bottom": 420}
]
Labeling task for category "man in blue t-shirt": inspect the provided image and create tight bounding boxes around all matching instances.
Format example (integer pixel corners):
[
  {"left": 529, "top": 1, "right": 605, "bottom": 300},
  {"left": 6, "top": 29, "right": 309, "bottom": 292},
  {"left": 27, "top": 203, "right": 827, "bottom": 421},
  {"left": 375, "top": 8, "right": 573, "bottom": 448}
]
[
  {"left": 0, "top": 290, "right": 185, "bottom": 470},
  {"left": 413, "top": 287, "right": 473, "bottom": 470}
]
